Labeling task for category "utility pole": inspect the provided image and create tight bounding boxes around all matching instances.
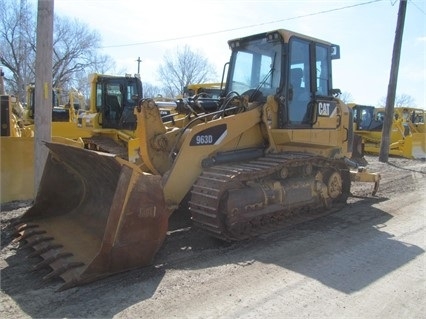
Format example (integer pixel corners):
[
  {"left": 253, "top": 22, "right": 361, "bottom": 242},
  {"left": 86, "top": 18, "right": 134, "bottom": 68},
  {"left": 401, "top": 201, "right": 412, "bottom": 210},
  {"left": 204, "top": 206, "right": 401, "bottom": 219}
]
[
  {"left": 0, "top": 68, "right": 5, "bottom": 95},
  {"left": 34, "top": 0, "right": 54, "bottom": 194},
  {"left": 136, "top": 57, "right": 142, "bottom": 75},
  {"left": 379, "top": 0, "right": 407, "bottom": 163}
]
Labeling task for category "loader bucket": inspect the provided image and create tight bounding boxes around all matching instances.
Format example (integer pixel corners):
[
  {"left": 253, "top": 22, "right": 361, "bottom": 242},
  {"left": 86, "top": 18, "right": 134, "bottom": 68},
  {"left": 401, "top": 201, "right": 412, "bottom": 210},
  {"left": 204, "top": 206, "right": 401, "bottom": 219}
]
[{"left": 15, "top": 142, "right": 171, "bottom": 290}]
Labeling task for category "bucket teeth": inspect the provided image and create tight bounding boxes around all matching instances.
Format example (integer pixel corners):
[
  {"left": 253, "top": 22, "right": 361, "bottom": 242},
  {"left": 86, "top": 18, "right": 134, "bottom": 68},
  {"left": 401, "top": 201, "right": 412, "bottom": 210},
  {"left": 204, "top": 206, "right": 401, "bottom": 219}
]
[
  {"left": 21, "top": 236, "right": 54, "bottom": 250},
  {"left": 33, "top": 252, "right": 73, "bottom": 271},
  {"left": 15, "top": 222, "right": 39, "bottom": 232},
  {"left": 27, "top": 243, "right": 63, "bottom": 258},
  {"left": 13, "top": 229, "right": 46, "bottom": 243},
  {"left": 42, "top": 262, "right": 84, "bottom": 281}
]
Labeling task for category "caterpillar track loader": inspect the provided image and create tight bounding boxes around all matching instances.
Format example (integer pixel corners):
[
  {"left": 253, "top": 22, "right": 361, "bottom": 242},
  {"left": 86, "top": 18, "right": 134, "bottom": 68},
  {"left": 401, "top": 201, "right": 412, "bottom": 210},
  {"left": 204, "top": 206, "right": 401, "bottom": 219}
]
[
  {"left": 16, "top": 29, "right": 380, "bottom": 290},
  {"left": 351, "top": 104, "right": 426, "bottom": 159}
]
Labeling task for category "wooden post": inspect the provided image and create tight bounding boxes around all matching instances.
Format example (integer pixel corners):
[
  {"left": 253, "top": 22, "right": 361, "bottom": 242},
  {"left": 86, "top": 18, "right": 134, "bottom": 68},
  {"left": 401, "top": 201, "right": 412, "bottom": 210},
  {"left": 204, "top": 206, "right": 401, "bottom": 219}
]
[
  {"left": 0, "top": 67, "right": 5, "bottom": 95},
  {"left": 379, "top": 0, "right": 407, "bottom": 163},
  {"left": 34, "top": 0, "right": 54, "bottom": 194}
]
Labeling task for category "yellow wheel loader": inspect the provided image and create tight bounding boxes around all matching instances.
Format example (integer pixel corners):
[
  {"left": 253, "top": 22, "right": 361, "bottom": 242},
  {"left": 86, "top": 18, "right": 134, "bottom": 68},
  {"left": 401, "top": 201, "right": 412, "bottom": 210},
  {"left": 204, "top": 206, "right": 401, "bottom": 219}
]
[
  {"left": 351, "top": 104, "right": 426, "bottom": 159},
  {"left": 15, "top": 29, "right": 380, "bottom": 290}
]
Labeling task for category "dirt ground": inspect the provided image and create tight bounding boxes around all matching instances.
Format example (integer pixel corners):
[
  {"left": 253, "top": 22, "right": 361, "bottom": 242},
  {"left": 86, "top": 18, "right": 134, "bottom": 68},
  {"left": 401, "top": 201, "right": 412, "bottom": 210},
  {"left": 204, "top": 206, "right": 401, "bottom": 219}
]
[{"left": 1, "top": 155, "right": 425, "bottom": 319}]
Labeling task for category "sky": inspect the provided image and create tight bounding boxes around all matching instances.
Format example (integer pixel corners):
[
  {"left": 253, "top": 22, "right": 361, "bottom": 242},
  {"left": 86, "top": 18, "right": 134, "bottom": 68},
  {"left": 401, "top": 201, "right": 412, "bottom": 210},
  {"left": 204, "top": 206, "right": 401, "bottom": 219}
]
[{"left": 48, "top": 0, "right": 426, "bottom": 107}]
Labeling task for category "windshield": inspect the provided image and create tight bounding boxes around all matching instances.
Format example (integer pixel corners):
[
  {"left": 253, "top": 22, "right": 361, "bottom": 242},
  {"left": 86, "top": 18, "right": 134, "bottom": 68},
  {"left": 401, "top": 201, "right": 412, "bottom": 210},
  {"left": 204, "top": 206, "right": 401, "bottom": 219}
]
[{"left": 228, "top": 37, "right": 282, "bottom": 96}]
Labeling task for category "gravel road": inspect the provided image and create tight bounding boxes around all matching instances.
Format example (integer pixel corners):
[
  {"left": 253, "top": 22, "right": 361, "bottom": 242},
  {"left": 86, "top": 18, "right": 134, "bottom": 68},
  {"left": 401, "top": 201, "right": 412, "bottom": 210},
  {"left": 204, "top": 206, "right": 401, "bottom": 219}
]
[{"left": 1, "top": 155, "right": 425, "bottom": 318}]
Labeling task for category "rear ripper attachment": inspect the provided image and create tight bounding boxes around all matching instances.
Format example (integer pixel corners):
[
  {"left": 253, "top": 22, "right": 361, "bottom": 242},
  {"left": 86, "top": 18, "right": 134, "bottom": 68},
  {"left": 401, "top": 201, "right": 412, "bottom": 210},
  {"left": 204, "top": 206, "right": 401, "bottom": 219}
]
[{"left": 15, "top": 142, "right": 171, "bottom": 291}]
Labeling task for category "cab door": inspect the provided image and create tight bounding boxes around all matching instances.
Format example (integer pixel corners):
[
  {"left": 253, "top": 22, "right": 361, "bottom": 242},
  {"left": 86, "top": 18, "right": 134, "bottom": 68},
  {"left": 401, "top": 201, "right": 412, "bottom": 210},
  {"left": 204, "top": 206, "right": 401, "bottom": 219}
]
[{"left": 284, "top": 37, "right": 339, "bottom": 130}]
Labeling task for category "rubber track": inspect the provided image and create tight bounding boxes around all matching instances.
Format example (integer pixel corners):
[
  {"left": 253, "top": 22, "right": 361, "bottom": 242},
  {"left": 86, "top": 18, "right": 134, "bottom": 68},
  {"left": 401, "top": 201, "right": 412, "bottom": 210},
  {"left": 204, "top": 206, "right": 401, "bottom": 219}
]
[{"left": 189, "top": 153, "right": 349, "bottom": 241}]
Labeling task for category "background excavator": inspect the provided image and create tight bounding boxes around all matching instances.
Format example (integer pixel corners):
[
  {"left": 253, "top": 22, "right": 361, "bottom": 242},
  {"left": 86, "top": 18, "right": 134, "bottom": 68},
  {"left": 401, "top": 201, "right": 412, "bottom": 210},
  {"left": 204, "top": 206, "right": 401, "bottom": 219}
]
[
  {"left": 350, "top": 104, "right": 426, "bottom": 159},
  {"left": 16, "top": 29, "right": 380, "bottom": 290}
]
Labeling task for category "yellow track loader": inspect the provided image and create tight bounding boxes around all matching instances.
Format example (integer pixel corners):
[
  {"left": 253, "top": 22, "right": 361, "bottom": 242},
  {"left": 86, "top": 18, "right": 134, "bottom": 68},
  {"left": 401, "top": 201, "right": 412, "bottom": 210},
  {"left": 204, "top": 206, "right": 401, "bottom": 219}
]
[
  {"left": 351, "top": 104, "right": 426, "bottom": 159},
  {"left": 16, "top": 29, "right": 380, "bottom": 290}
]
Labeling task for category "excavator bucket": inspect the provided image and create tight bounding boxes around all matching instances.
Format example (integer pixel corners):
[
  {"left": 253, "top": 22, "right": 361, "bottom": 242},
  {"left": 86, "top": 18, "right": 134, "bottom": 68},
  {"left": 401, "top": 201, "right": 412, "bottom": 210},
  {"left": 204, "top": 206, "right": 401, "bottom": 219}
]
[{"left": 15, "top": 142, "right": 170, "bottom": 291}]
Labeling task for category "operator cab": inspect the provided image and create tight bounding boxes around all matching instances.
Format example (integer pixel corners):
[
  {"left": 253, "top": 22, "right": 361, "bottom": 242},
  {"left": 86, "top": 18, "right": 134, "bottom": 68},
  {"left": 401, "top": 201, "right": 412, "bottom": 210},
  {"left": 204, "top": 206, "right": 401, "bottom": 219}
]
[
  {"left": 26, "top": 86, "right": 71, "bottom": 122},
  {"left": 95, "top": 75, "right": 143, "bottom": 130},
  {"left": 227, "top": 33, "right": 281, "bottom": 101},
  {"left": 352, "top": 104, "right": 383, "bottom": 131},
  {"left": 226, "top": 30, "right": 340, "bottom": 129}
]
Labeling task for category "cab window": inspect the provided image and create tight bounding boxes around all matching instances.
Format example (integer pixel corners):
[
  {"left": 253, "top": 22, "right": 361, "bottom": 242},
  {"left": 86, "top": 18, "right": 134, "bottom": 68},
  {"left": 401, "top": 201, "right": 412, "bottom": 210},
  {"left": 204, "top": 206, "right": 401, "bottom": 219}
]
[
  {"left": 315, "top": 45, "right": 330, "bottom": 96},
  {"left": 288, "top": 38, "right": 311, "bottom": 124}
]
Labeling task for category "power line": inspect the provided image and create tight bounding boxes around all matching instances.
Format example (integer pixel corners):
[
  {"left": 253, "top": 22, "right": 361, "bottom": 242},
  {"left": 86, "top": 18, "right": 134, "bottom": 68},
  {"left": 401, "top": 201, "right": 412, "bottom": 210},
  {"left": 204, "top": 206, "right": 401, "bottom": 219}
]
[
  {"left": 100, "top": 0, "right": 384, "bottom": 49},
  {"left": 408, "top": 0, "right": 426, "bottom": 14}
]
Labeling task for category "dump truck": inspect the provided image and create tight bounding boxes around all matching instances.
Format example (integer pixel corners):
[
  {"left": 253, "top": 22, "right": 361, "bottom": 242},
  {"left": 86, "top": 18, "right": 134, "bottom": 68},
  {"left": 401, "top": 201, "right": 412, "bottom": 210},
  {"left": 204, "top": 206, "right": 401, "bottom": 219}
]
[
  {"left": 15, "top": 29, "right": 380, "bottom": 290},
  {"left": 350, "top": 104, "right": 426, "bottom": 159}
]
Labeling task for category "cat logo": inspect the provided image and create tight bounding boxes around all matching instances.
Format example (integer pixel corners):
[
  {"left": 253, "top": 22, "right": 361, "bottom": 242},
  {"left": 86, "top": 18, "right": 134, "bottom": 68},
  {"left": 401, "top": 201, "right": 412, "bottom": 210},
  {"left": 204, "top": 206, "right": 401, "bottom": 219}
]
[{"left": 318, "top": 102, "right": 330, "bottom": 116}]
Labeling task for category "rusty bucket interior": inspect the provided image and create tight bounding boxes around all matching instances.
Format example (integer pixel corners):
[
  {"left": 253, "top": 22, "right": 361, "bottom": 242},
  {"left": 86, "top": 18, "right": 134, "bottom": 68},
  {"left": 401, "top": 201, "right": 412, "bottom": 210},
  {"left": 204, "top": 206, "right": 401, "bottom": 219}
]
[{"left": 16, "top": 142, "right": 170, "bottom": 290}]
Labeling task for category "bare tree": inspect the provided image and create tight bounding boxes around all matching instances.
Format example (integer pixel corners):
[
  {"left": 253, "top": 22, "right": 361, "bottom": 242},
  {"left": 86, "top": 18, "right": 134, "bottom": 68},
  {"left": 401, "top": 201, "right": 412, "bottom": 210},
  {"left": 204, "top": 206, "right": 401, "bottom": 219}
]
[
  {"left": 339, "top": 91, "right": 354, "bottom": 104},
  {"left": 52, "top": 16, "right": 100, "bottom": 88},
  {"left": 143, "top": 82, "right": 163, "bottom": 98},
  {"left": 158, "top": 45, "right": 217, "bottom": 98},
  {"left": 0, "top": 0, "right": 115, "bottom": 101},
  {"left": 0, "top": 0, "right": 35, "bottom": 98},
  {"left": 378, "top": 93, "right": 416, "bottom": 107}
]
